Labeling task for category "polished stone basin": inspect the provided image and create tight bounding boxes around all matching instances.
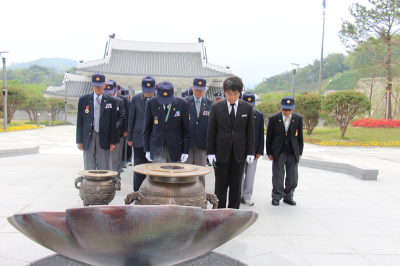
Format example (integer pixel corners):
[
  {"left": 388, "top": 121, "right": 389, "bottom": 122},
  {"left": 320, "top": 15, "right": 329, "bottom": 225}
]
[{"left": 8, "top": 205, "right": 258, "bottom": 266}]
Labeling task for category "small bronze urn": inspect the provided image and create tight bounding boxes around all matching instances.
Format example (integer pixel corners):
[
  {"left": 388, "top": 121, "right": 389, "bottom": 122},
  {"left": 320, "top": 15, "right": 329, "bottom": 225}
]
[
  {"left": 75, "top": 170, "right": 120, "bottom": 206},
  {"left": 125, "top": 163, "right": 218, "bottom": 209}
]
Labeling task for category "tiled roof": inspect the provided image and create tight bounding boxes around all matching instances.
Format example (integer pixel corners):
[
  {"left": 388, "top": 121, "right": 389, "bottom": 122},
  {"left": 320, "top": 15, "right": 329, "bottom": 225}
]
[
  {"left": 205, "top": 86, "right": 224, "bottom": 99},
  {"left": 77, "top": 50, "right": 231, "bottom": 78},
  {"left": 44, "top": 81, "right": 92, "bottom": 99}
]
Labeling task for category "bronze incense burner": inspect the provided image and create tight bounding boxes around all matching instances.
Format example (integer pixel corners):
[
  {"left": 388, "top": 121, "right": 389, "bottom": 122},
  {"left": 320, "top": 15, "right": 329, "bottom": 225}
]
[
  {"left": 125, "top": 163, "right": 219, "bottom": 209},
  {"left": 75, "top": 170, "right": 120, "bottom": 206}
]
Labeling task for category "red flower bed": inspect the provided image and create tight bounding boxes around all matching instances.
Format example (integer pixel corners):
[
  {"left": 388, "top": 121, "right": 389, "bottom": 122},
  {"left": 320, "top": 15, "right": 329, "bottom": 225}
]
[{"left": 352, "top": 118, "right": 400, "bottom": 128}]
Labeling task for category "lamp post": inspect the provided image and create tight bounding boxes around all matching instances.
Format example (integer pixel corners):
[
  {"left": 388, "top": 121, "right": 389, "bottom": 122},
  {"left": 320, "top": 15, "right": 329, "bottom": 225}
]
[
  {"left": 0, "top": 51, "right": 9, "bottom": 130},
  {"left": 291, "top": 63, "right": 300, "bottom": 98}
]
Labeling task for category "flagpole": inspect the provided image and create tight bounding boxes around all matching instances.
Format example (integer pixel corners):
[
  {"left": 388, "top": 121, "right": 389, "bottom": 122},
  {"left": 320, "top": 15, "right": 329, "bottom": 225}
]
[{"left": 319, "top": 13, "right": 325, "bottom": 94}]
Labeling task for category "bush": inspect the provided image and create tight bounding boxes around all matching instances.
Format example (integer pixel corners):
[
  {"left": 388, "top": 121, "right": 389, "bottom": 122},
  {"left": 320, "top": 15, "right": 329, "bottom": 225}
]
[
  {"left": 352, "top": 118, "right": 400, "bottom": 128},
  {"left": 255, "top": 101, "right": 280, "bottom": 127},
  {"left": 295, "top": 93, "right": 324, "bottom": 135},
  {"left": 322, "top": 90, "right": 371, "bottom": 138}
]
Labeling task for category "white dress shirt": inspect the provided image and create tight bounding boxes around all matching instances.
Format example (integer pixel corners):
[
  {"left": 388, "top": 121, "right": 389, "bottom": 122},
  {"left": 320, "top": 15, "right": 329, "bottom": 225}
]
[
  {"left": 282, "top": 113, "right": 292, "bottom": 131},
  {"left": 227, "top": 99, "right": 239, "bottom": 116}
]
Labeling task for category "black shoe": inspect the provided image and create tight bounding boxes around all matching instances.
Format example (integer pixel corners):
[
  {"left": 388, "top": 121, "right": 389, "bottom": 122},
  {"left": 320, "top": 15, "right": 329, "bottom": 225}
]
[
  {"left": 272, "top": 199, "right": 279, "bottom": 206},
  {"left": 283, "top": 198, "right": 296, "bottom": 205}
]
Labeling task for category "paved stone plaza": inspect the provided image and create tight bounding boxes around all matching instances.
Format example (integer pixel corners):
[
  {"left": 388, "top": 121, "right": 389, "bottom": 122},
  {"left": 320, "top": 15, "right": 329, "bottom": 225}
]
[{"left": 0, "top": 126, "right": 400, "bottom": 266}]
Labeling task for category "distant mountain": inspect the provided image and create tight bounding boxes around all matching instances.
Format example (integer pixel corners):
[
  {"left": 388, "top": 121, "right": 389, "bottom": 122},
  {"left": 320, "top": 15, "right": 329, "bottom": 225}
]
[{"left": 8, "top": 58, "right": 78, "bottom": 73}]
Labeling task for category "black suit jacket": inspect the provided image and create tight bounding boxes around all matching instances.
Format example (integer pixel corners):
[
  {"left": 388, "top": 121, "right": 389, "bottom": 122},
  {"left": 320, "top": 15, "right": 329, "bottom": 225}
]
[
  {"left": 185, "top": 96, "right": 214, "bottom": 150},
  {"left": 76, "top": 93, "right": 117, "bottom": 150},
  {"left": 266, "top": 112, "right": 304, "bottom": 162},
  {"left": 206, "top": 99, "right": 255, "bottom": 163},
  {"left": 253, "top": 109, "right": 265, "bottom": 156},
  {"left": 117, "top": 94, "right": 129, "bottom": 134},
  {"left": 127, "top": 93, "right": 148, "bottom": 148},
  {"left": 143, "top": 97, "right": 190, "bottom": 162},
  {"left": 114, "top": 97, "right": 125, "bottom": 143}
]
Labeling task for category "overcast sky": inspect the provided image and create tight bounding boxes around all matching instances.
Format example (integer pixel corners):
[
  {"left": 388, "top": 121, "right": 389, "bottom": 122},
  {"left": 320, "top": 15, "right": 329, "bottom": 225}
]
[{"left": 2, "top": 0, "right": 370, "bottom": 87}]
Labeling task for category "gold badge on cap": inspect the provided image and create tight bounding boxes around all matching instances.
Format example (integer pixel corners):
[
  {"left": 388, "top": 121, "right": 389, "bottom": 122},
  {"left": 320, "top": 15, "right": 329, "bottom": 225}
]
[
  {"left": 96, "top": 77, "right": 100, "bottom": 81},
  {"left": 147, "top": 83, "right": 151, "bottom": 87},
  {"left": 287, "top": 100, "right": 291, "bottom": 104},
  {"left": 107, "top": 86, "right": 110, "bottom": 89},
  {"left": 248, "top": 97, "right": 251, "bottom": 101},
  {"left": 163, "top": 92, "right": 168, "bottom": 96},
  {"left": 198, "top": 81, "right": 202, "bottom": 85}
]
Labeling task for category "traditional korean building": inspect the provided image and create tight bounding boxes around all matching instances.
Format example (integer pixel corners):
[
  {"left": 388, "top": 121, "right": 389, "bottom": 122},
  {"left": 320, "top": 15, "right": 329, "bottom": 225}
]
[{"left": 44, "top": 37, "right": 232, "bottom": 101}]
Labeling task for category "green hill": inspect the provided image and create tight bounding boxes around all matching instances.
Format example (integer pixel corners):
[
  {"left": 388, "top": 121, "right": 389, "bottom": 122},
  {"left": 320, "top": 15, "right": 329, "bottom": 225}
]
[{"left": 8, "top": 58, "right": 77, "bottom": 73}]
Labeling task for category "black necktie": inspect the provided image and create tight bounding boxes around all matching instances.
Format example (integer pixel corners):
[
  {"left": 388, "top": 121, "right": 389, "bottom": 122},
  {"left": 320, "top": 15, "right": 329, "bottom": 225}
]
[
  {"left": 230, "top": 103, "right": 235, "bottom": 126},
  {"left": 164, "top": 104, "right": 168, "bottom": 117}
]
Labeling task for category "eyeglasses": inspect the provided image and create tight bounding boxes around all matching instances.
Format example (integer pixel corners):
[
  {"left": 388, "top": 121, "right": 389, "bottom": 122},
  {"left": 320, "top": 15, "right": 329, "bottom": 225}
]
[{"left": 282, "top": 109, "right": 293, "bottom": 112}]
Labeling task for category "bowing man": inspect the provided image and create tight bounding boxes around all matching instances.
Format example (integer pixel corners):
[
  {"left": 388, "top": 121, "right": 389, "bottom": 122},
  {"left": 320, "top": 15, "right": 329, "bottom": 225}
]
[
  {"left": 184, "top": 77, "right": 214, "bottom": 187},
  {"left": 206, "top": 76, "right": 255, "bottom": 209},
  {"left": 143, "top": 81, "right": 190, "bottom": 163},
  {"left": 76, "top": 72, "right": 117, "bottom": 170}
]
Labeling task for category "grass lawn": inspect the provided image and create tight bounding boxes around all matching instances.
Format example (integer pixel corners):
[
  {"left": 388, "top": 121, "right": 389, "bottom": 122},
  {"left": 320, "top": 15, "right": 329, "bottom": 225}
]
[
  {"left": 0, "top": 119, "right": 31, "bottom": 129},
  {"left": 307, "top": 126, "right": 400, "bottom": 142}
]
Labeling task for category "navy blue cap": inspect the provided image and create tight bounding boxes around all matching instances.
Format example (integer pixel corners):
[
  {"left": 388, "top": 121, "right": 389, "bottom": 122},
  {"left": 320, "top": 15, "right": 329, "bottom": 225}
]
[
  {"left": 108, "top": 79, "right": 117, "bottom": 88},
  {"left": 104, "top": 81, "right": 115, "bottom": 95},
  {"left": 214, "top": 91, "right": 223, "bottom": 98},
  {"left": 188, "top": 86, "right": 193, "bottom": 96},
  {"left": 281, "top": 96, "right": 295, "bottom": 109},
  {"left": 157, "top": 81, "right": 174, "bottom": 104},
  {"left": 192, "top": 77, "right": 206, "bottom": 91},
  {"left": 142, "top": 76, "right": 156, "bottom": 93},
  {"left": 116, "top": 85, "right": 122, "bottom": 94},
  {"left": 92, "top": 72, "right": 106, "bottom": 87},
  {"left": 123, "top": 88, "right": 129, "bottom": 96},
  {"left": 243, "top": 92, "right": 255, "bottom": 107}
]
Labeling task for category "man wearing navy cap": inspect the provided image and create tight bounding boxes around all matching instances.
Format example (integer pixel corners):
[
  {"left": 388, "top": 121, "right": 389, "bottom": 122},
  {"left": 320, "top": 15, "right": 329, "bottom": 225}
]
[
  {"left": 104, "top": 81, "right": 125, "bottom": 180},
  {"left": 128, "top": 76, "right": 157, "bottom": 191},
  {"left": 241, "top": 92, "right": 264, "bottom": 206},
  {"left": 266, "top": 96, "right": 304, "bottom": 206},
  {"left": 183, "top": 77, "right": 214, "bottom": 187},
  {"left": 115, "top": 84, "right": 130, "bottom": 171},
  {"left": 143, "top": 81, "right": 190, "bottom": 163},
  {"left": 76, "top": 72, "right": 117, "bottom": 170},
  {"left": 207, "top": 76, "right": 255, "bottom": 209},
  {"left": 213, "top": 92, "right": 223, "bottom": 103}
]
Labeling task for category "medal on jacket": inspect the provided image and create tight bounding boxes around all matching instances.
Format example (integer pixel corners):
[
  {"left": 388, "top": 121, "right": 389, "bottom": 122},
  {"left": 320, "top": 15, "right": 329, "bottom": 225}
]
[
  {"left": 154, "top": 116, "right": 158, "bottom": 124},
  {"left": 189, "top": 114, "right": 191, "bottom": 120},
  {"left": 295, "top": 130, "right": 298, "bottom": 137},
  {"left": 85, "top": 106, "right": 89, "bottom": 113}
]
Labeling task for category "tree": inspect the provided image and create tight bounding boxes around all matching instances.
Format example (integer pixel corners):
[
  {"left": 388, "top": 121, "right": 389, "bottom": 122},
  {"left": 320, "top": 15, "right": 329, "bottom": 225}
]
[
  {"left": 0, "top": 86, "right": 29, "bottom": 123},
  {"left": 322, "top": 91, "right": 371, "bottom": 138},
  {"left": 47, "top": 98, "right": 65, "bottom": 121},
  {"left": 255, "top": 101, "right": 280, "bottom": 127},
  {"left": 295, "top": 93, "right": 324, "bottom": 135},
  {"left": 23, "top": 95, "right": 51, "bottom": 122},
  {"left": 339, "top": 0, "right": 400, "bottom": 119}
]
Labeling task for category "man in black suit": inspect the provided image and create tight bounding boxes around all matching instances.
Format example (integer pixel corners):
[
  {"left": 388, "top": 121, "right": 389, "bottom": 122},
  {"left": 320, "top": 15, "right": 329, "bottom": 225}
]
[
  {"left": 266, "top": 97, "right": 304, "bottom": 206},
  {"left": 206, "top": 76, "right": 255, "bottom": 209},
  {"left": 241, "top": 92, "right": 264, "bottom": 206},
  {"left": 103, "top": 81, "right": 125, "bottom": 179},
  {"left": 128, "top": 76, "right": 156, "bottom": 191},
  {"left": 143, "top": 81, "right": 190, "bottom": 163},
  {"left": 76, "top": 72, "right": 117, "bottom": 170},
  {"left": 114, "top": 84, "right": 130, "bottom": 175},
  {"left": 184, "top": 77, "right": 214, "bottom": 187}
]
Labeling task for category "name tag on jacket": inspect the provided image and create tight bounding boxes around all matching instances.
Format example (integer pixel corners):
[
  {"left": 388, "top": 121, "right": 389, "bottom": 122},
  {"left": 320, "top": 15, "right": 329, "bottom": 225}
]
[{"left": 241, "top": 114, "right": 247, "bottom": 117}]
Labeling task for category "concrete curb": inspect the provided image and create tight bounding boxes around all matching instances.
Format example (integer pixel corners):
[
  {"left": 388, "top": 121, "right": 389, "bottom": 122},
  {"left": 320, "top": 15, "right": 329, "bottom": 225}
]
[{"left": 0, "top": 145, "right": 40, "bottom": 158}]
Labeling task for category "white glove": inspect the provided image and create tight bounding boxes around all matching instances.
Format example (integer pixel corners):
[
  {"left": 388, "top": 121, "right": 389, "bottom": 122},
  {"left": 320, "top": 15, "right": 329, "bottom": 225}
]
[
  {"left": 180, "top": 154, "right": 188, "bottom": 163},
  {"left": 208, "top": 154, "right": 216, "bottom": 165},
  {"left": 246, "top": 155, "right": 255, "bottom": 164},
  {"left": 145, "top": 151, "right": 153, "bottom": 162}
]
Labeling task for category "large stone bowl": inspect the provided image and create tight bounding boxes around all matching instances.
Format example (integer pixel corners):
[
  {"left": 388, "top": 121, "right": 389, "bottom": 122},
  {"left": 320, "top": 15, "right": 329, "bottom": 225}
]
[{"left": 8, "top": 205, "right": 258, "bottom": 266}]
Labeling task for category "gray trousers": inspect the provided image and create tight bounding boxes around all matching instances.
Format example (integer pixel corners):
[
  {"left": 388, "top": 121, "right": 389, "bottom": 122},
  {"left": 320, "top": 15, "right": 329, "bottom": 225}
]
[
  {"left": 241, "top": 159, "right": 258, "bottom": 201},
  {"left": 110, "top": 136, "right": 124, "bottom": 177},
  {"left": 186, "top": 145, "right": 207, "bottom": 187},
  {"left": 272, "top": 152, "right": 298, "bottom": 201},
  {"left": 83, "top": 129, "right": 110, "bottom": 170},
  {"left": 155, "top": 143, "right": 176, "bottom": 163}
]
